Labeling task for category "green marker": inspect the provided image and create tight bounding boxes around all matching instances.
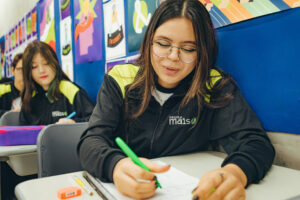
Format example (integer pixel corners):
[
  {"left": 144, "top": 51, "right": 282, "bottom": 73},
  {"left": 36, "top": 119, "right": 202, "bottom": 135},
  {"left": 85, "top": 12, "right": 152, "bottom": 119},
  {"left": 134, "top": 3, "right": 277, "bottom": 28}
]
[{"left": 115, "top": 137, "right": 162, "bottom": 188}]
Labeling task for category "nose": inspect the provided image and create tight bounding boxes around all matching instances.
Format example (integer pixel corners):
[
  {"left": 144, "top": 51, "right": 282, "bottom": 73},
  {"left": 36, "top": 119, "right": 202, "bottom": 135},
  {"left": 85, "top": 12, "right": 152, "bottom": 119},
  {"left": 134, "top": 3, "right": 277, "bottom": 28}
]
[
  {"left": 37, "top": 65, "right": 45, "bottom": 73},
  {"left": 167, "top": 46, "right": 180, "bottom": 62}
]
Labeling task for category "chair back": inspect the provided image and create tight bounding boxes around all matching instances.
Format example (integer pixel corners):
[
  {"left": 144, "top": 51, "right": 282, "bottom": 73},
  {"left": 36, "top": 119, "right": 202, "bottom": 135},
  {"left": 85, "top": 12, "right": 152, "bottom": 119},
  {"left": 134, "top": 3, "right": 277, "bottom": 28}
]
[
  {"left": 0, "top": 111, "right": 20, "bottom": 126},
  {"left": 37, "top": 122, "right": 88, "bottom": 177}
]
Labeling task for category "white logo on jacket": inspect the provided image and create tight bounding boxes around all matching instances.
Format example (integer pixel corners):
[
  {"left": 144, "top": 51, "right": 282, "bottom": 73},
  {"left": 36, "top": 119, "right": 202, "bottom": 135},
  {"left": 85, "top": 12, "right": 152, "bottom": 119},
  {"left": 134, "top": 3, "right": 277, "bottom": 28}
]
[
  {"left": 169, "top": 116, "right": 196, "bottom": 125},
  {"left": 52, "top": 111, "right": 67, "bottom": 117}
]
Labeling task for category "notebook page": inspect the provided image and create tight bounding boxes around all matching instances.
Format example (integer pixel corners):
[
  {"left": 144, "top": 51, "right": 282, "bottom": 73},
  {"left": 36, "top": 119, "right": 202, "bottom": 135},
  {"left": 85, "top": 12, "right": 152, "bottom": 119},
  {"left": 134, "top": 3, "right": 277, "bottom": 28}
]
[{"left": 99, "top": 161, "right": 199, "bottom": 200}]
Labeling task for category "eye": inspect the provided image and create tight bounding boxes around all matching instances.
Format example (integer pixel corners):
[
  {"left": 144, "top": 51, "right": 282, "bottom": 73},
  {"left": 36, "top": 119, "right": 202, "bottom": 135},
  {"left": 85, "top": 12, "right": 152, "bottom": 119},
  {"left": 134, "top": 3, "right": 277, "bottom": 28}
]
[
  {"left": 181, "top": 46, "right": 196, "bottom": 53},
  {"left": 32, "top": 65, "right": 37, "bottom": 69},
  {"left": 155, "top": 41, "right": 170, "bottom": 48}
]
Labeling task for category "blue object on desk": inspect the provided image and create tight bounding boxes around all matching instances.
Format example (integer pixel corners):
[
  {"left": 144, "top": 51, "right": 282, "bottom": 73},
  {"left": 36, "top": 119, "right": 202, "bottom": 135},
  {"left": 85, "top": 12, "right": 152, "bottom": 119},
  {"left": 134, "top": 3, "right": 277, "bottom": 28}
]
[{"left": 66, "top": 112, "right": 76, "bottom": 119}]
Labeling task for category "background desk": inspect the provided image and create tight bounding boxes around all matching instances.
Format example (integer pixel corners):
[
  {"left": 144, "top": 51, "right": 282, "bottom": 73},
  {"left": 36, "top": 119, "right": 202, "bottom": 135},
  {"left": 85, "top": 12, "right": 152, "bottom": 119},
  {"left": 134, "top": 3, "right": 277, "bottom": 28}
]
[
  {"left": 15, "top": 152, "right": 300, "bottom": 200},
  {"left": 0, "top": 145, "right": 38, "bottom": 200}
]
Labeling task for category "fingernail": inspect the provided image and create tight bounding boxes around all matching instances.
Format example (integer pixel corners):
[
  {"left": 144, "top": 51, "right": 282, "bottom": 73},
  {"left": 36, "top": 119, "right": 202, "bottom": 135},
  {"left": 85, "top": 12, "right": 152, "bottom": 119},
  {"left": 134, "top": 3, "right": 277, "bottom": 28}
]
[
  {"left": 153, "top": 176, "right": 157, "bottom": 181},
  {"left": 191, "top": 186, "right": 198, "bottom": 194},
  {"left": 192, "top": 196, "right": 199, "bottom": 200}
]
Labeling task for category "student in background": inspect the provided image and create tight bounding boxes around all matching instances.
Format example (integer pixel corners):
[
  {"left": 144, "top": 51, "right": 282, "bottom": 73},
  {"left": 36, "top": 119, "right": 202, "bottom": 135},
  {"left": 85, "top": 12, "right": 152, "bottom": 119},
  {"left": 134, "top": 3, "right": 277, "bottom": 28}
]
[
  {"left": 78, "top": 0, "right": 275, "bottom": 199},
  {"left": 0, "top": 53, "right": 24, "bottom": 117},
  {"left": 20, "top": 41, "right": 94, "bottom": 125}
]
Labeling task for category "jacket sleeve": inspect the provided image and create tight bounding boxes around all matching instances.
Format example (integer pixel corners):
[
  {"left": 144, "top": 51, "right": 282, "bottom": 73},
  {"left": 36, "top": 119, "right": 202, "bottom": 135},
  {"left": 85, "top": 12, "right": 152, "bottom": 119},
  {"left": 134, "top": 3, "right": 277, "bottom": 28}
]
[
  {"left": 210, "top": 82, "right": 275, "bottom": 186},
  {"left": 72, "top": 89, "right": 95, "bottom": 123},
  {"left": 0, "top": 94, "right": 10, "bottom": 118},
  {"left": 77, "top": 74, "right": 126, "bottom": 182}
]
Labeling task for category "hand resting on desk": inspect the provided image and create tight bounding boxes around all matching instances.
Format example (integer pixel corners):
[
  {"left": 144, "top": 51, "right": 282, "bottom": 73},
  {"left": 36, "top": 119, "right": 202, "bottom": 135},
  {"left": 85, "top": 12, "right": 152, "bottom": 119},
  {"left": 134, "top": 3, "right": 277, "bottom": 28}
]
[
  {"left": 113, "top": 157, "right": 170, "bottom": 199},
  {"left": 192, "top": 163, "right": 247, "bottom": 200}
]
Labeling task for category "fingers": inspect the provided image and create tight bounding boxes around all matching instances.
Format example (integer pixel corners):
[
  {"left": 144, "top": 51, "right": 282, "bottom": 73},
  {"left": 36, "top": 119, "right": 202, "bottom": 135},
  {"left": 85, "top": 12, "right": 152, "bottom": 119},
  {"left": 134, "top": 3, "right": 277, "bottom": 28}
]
[
  {"left": 192, "top": 171, "right": 224, "bottom": 200},
  {"left": 113, "top": 158, "right": 161, "bottom": 199},
  {"left": 140, "top": 158, "right": 171, "bottom": 173},
  {"left": 192, "top": 169, "right": 246, "bottom": 200},
  {"left": 56, "top": 118, "right": 75, "bottom": 124}
]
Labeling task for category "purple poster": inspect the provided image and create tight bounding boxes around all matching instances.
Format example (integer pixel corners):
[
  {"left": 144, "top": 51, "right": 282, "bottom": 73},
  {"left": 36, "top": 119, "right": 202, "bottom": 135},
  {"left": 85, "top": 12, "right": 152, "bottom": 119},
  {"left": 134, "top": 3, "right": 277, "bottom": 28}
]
[
  {"left": 60, "top": 0, "right": 71, "bottom": 19},
  {"left": 5, "top": 34, "right": 8, "bottom": 54},
  {"left": 73, "top": 0, "right": 103, "bottom": 64},
  {"left": 8, "top": 31, "right": 11, "bottom": 52}
]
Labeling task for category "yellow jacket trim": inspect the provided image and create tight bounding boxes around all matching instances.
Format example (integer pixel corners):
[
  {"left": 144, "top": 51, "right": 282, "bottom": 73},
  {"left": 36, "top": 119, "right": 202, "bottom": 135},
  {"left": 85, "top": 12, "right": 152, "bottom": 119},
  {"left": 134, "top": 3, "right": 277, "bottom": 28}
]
[
  {"left": 108, "top": 64, "right": 139, "bottom": 98},
  {"left": 204, "top": 69, "right": 222, "bottom": 103},
  {"left": 108, "top": 64, "right": 222, "bottom": 102},
  {"left": 0, "top": 84, "right": 12, "bottom": 97},
  {"left": 59, "top": 80, "right": 80, "bottom": 105}
]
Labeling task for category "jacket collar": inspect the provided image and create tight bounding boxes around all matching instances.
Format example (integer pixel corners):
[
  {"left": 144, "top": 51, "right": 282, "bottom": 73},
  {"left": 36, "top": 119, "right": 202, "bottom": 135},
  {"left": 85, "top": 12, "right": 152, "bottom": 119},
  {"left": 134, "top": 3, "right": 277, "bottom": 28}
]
[{"left": 126, "top": 70, "right": 195, "bottom": 100}]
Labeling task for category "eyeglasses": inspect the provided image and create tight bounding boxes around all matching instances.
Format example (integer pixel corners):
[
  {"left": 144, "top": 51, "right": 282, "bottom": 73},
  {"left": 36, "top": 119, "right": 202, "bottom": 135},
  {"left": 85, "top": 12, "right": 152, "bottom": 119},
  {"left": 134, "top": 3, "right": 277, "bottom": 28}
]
[{"left": 151, "top": 40, "right": 197, "bottom": 63}]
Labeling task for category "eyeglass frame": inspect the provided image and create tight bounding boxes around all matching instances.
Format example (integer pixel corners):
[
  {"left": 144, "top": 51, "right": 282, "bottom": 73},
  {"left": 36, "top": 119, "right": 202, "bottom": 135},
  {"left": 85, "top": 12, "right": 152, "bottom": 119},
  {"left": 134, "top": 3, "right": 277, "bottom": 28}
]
[{"left": 151, "top": 41, "right": 197, "bottom": 64}]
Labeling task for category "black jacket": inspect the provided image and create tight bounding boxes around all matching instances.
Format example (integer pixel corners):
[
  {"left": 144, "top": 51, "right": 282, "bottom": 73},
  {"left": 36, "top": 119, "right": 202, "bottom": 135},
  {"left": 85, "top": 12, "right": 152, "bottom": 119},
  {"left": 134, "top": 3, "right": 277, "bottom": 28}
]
[
  {"left": 19, "top": 80, "right": 95, "bottom": 125},
  {"left": 78, "top": 64, "right": 275, "bottom": 186},
  {"left": 0, "top": 81, "right": 20, "bottom": 117}
]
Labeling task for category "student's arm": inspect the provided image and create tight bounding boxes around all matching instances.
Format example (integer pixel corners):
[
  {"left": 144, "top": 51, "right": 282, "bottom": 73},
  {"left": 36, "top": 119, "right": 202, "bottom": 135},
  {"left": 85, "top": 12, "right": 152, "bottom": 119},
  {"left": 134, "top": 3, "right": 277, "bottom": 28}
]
[
  {"left": 0, "top": 94, "right": 10, "bottom": 117},
  {"left": 77, "top": 74, "right": 126, "bottom": 182},
  {"left": 210, "top": 83, "right": 275, "bottom": 186},
  {"left": 72, "top": 89, "right": 95, "bottom": 123},
  {"left": 192, "top": 82, "right": 275, "bottom": 200}
]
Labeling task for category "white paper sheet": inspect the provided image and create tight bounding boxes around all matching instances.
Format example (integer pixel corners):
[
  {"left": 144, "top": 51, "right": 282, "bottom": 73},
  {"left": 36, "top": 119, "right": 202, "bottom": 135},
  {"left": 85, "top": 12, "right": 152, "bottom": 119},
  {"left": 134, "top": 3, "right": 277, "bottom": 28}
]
[{"left": 99, "top": 161, "right": 199, "bottom": 200}]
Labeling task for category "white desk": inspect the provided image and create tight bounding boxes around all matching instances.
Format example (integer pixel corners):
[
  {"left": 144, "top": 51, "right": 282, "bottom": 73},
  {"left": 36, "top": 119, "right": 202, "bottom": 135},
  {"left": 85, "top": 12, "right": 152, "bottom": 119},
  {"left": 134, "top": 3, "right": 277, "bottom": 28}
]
[
  {"left": 0, "top": 145, "right": 38, "bottom": 176},
  {"left": 0, "top": 145, "right": 38, "bottom": 200},
  {"left": 15, "top": 152, "right": 300, "bottom": 200}
]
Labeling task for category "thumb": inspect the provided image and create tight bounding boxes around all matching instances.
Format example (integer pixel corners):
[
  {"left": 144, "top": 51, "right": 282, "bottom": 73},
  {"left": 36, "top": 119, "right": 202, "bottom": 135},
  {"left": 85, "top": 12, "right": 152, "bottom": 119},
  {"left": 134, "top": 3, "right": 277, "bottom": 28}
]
[{"left": 141, "top": 158, "right": 171, "bottom": 173}]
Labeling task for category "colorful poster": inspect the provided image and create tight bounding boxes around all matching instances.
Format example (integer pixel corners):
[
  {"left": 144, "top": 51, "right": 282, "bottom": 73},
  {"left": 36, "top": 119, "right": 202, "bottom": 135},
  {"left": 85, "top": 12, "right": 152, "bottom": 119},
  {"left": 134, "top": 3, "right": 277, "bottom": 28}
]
[
  {"left": 11, "top": 29, "right": 16, "bottom": 50},
  {"left": 15, "top": 26, "right": 19, "bottom": 47},
  {"left": 26, "top": 12, "right": 32, "bottom": 40},
  {"left": 60, "top": 0, "right": 71, "bottom": 19},
  {"left": 39, "top": 0, "right": 56, "bottom": 51},
  {"left": 5, "top": 34, "right": 8, "bottom": 54},
  {"left": 8, "top": 32, "right": 11, "bottom": 52},
  {"left": 105, "top": 54, "right": 139, "bottom": 72},
  {"left": 73, "top": 0, "right": 103, "bottom": 64},
  {"left": 5, "top": 54, "right": 12, "bottom": 77},
  {"left": 60, "top": 17, "right": 74, "bottom": 80},
  {"left": 128, "top": 0, "right": 157, "bottom": 53},
  {"left": 31, "top": 8, "right": 37, "bottom": 37},
  {"left": 283, "top": 0, "right": 300, "bottom": 8},
  {"left": 198, "top": 0, "right": 298, "bottom": 28},
  {"left": 18, "top": 22, "right": 22, "bottom": 45},
  {"left": 0, "top": 37, "right": 5, "bottom": 79},
  {"left": 21, "top": 18, "right": 26, "bottom": 43},
  {"left": 103, "top": 0, "right": 126, "bottom": 60}
]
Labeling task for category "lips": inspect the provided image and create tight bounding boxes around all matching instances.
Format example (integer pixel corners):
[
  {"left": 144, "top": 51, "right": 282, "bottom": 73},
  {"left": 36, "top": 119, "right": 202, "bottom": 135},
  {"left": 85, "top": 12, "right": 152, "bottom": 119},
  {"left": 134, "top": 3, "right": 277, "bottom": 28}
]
[
  {"left": 163, "top": 66, "right": 179, "bottom": 75},
  {"left": 40, "top": 75, "right": 48, "bottom": 79}
]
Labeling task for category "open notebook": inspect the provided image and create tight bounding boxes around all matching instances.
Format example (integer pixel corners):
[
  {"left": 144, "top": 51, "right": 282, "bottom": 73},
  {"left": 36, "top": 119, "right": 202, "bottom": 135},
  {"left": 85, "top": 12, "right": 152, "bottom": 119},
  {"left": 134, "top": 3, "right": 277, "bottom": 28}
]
[{"left": 94, "top": 161, "right": 200, "bottom": 200}]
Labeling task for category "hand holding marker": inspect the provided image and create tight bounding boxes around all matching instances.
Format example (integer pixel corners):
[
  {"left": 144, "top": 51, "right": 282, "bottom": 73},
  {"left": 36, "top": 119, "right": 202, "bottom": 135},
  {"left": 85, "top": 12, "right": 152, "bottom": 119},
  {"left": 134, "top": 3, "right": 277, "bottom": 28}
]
[
  {"left": 66, "top": 111, "right": 76, "bottom": 119},
  {"left": 115, "top": 137, "right": 162, "bottom": 188}
]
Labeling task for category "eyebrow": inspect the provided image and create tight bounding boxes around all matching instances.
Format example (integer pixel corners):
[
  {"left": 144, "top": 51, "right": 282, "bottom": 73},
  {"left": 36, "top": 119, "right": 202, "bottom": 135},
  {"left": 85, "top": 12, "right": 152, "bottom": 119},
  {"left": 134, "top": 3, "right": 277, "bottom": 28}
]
[{"left": 154, "top": 35, "right": 196, "bottom": 45}]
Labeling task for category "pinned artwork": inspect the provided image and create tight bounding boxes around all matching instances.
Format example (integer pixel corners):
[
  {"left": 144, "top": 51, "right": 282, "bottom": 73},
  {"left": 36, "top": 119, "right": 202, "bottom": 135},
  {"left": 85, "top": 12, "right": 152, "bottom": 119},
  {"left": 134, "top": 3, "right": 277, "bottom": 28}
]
[
  {"left": 73, "top": 0, "right": 103, "bottom": 64},
  {"left": 127, "top": 0, "right": 157, "bottom": 53},
  {"left": 39, "top": 0, "right": 56, "bottom": 51},
  {"left": 103, "top": 0, "right": 126, "bottom": 60}
]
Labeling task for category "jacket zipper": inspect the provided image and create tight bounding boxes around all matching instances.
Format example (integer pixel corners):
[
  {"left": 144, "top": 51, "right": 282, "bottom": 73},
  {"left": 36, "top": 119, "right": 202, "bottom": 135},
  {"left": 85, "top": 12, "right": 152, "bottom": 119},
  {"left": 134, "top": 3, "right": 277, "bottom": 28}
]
[{"left": 149, "top": 106, "right": 163, "bottom": 157}]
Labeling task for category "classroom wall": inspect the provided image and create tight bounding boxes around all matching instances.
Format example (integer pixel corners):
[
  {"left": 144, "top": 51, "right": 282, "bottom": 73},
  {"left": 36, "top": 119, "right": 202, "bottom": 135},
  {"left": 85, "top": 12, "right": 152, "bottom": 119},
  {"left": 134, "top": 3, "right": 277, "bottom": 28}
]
[{"left": 0, "top": 0, "right": 39, "bottom": 36}]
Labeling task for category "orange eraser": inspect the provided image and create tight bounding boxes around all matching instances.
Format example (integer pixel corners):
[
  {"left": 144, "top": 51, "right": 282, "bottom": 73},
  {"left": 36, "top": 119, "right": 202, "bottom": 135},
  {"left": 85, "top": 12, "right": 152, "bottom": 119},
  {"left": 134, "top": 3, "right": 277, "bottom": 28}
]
[{"left": 57, "top": 186, "right": 82, "bottom": 199}]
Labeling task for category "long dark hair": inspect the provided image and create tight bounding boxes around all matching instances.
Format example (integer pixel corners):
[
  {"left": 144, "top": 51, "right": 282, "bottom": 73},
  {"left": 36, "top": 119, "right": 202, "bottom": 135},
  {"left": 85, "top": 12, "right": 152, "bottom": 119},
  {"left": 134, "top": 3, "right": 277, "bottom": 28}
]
[
  {"left": 22, "top": 41, "right": 70, "bottom": 113},
  {"left": 125, "top": 0, "right": 233, "bottom": 121},
  {"left": 12, "top": 53, "right": 23, "bottom": 69}
]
